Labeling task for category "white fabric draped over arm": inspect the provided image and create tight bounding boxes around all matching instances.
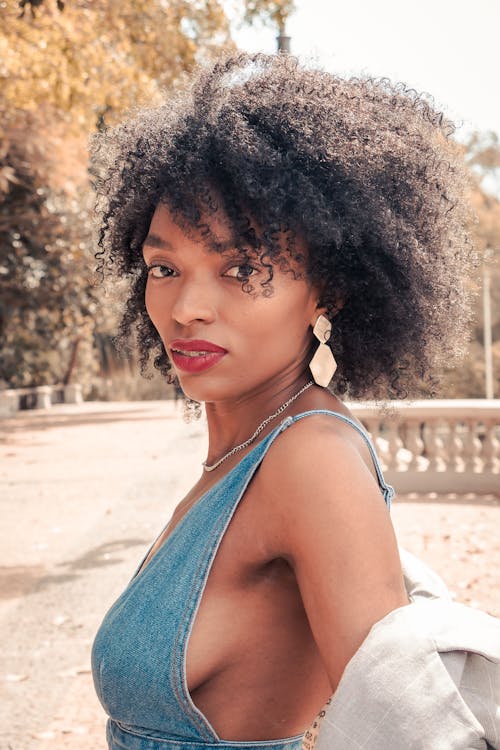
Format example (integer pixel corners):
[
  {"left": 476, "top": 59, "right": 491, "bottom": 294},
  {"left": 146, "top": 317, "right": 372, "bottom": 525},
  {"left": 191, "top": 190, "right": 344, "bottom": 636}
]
[{"left": 314, "top": 547, "right": 500, "bottom": 750}]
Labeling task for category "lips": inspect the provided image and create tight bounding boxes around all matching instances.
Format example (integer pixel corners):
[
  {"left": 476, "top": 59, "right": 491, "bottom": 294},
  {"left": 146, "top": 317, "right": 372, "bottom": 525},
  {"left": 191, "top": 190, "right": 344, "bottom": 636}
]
[
  {"left": 170, "top": 339, "right": 227, "bottom": 374},
  {"left": 171, "top": 339, "right": 227, "bottom": 354}
]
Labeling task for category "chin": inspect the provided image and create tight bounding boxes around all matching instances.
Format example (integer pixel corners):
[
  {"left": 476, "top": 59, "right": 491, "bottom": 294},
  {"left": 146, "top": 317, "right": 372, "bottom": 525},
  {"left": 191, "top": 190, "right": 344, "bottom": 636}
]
[
  {"left": 173, "top": 376, "right": 219, "bottom": 404},
  {"left": 175, "top": 373, "right": 246, "bottom": 405}
]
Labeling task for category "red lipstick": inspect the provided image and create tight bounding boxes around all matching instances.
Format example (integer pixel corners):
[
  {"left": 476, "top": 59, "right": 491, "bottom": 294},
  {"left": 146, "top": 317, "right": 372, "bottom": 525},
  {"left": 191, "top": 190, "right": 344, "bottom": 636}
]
[{"left": 170, "top": 339, "right": 227, "bottom": 374}]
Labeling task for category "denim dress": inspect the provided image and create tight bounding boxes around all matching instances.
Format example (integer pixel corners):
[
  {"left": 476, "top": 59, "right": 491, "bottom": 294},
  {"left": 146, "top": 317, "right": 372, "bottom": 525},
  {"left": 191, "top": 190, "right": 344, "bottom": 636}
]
[{"left": 92, "top": 410, "right": 394, "bottom": 750}]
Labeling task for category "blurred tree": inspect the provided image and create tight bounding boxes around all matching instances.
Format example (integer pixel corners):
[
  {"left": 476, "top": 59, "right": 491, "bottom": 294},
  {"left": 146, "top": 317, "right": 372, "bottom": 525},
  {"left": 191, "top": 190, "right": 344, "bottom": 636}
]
[
  {"left": 440, "top": 132, "right": 500, "bottom": 398},
  {"left": 0, "top": 0, "right": 296, "bottom": 394},
  {"left": 1, "top": 0, "right": 233, "bottom": 131},
  {"left": 466, "top": 131, "right": 500, "bottom": 192},
  {"left": 0, "top": 104, "right": 100, "bottom": 389},
  {"left": 243, "top": 0, "right": 296, "bottom": 32}
]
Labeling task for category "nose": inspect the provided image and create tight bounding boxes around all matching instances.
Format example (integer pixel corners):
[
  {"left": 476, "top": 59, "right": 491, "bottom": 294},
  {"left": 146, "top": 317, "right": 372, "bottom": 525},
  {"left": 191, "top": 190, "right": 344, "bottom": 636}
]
[{"left": 170, "top": 277, "right": 217, "bottom": 327}]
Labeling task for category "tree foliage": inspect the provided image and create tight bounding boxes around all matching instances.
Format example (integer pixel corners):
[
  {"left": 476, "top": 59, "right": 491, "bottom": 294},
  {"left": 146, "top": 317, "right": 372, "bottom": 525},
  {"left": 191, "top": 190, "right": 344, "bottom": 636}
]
[
  {"left": 440, "top": 133, "right": 500, "bottom": 398},
  {"left": 242, "top": 0, "right": 296, "bottom": 32},
  {"left": 0, "top": 104, "right": 99, "bottom": 388},
  {"left": 1, "top": 0, "right": 234, "bottom": 130},
  {"left": 0, "top": 0, "right": 297, "bottom": 392}
]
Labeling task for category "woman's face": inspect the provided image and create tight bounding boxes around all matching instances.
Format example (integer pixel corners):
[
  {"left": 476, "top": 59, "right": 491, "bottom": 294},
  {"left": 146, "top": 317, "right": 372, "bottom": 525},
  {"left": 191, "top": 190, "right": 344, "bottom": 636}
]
[{"left": 143, "top": 203, "right": 321, "bottom": 403}]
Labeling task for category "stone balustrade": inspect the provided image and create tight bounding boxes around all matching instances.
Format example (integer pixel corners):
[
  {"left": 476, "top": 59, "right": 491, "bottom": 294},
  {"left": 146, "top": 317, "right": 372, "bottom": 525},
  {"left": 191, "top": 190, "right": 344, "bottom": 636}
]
[
  {"left": 1, "top": 390, "right": 498, "bottom": 494},
  {"left": 0, "top": 383, "right": 83, "bottom": 416},
  {"left": 350, "top": 400, "right": 500, "bottom": 495}
]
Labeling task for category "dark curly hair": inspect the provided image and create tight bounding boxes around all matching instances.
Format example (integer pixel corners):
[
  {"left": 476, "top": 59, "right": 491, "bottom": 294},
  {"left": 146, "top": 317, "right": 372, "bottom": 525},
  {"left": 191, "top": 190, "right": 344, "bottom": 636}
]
[{"left": 91, "top": 51, "right": 473, "bottom": 399}]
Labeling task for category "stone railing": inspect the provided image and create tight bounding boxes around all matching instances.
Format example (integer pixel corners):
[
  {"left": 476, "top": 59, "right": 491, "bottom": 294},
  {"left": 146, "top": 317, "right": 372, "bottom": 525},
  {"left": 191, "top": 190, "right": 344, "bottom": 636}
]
[
  {"left": 350, "top": 400, "right": 500, "bottom": 495},
  {"left": 2, "top": 392, "right": 498, "bottom": 494},
  {"left": 0, "top": 384, "right": 83, "bottom": 416}
]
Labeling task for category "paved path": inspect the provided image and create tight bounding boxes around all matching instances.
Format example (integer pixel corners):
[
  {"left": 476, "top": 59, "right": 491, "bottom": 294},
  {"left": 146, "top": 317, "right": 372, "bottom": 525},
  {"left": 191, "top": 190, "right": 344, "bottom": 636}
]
[{"left": 0, "top": 402, "right": 498, "bottom": 750}]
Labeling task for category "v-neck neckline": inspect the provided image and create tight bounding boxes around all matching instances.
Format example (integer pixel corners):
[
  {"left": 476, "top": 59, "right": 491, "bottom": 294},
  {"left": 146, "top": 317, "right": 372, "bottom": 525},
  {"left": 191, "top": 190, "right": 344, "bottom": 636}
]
[{"left": 129, "top": 424, "right": 282, "bottom": 584}]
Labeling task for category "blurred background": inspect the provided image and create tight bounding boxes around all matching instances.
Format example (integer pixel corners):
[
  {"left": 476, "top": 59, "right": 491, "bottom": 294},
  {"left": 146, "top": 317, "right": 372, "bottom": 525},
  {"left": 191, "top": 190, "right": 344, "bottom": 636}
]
[{"left": 0, "top": 0, "right": 499, "bottom": 403}]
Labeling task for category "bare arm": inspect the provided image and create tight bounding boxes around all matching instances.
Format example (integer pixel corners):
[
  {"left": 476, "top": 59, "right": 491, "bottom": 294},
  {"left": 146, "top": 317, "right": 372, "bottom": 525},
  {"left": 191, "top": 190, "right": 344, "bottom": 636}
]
[{"left": 260, "top": 415, "right": 409, "bottom": 690}]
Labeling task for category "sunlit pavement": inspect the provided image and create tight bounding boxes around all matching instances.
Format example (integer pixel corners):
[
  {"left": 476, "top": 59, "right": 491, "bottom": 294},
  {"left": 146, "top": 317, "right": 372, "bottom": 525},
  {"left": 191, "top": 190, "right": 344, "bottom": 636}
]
[{"left": 1, "top": 401, "right": 498, "bottom": 749}]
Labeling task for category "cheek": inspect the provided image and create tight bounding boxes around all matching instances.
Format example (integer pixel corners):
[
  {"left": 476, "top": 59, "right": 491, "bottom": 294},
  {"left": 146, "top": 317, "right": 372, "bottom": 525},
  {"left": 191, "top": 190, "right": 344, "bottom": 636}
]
[
  {"left": 243, "top": 291, "right": 314, "bottom": 350},
  {"left": 144, "top": 281, "right": 166, "bottom": 334}
]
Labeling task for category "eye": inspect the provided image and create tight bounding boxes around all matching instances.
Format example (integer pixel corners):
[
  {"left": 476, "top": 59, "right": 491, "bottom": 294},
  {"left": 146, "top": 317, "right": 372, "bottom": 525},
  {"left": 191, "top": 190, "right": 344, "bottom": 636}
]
[
  {"left": 223, "top": 263, "right": 259, "bottom": 280},
  {"left": 147, "top": 263, "right": 177, "bottom": 279}
]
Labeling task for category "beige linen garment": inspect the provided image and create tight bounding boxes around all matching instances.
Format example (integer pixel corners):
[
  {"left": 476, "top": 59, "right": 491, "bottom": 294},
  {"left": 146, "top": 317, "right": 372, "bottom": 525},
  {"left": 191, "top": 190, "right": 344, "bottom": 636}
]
[{"left": 309, "top": 547, "right": 500, "bottom": 750}]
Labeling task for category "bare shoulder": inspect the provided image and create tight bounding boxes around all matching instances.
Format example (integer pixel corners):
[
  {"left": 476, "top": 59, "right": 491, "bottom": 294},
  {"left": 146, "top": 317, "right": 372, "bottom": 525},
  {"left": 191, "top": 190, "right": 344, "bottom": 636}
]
[{"left": 255, "top": 412, "right": 389, "bottom": 549}]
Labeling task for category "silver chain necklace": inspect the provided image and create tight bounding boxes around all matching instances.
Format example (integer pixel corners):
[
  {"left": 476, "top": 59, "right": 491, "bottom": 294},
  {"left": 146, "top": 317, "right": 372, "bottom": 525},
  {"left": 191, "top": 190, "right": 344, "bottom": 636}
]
[{"left": 203, "top": 380, "right": 314, "bottom": 472}]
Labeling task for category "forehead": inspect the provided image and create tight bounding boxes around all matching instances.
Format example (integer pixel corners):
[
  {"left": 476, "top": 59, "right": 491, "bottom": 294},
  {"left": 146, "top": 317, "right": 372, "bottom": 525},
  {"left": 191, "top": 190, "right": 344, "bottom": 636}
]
[{"left": 144, "top": 203, "right": 237, "bottom": 253}]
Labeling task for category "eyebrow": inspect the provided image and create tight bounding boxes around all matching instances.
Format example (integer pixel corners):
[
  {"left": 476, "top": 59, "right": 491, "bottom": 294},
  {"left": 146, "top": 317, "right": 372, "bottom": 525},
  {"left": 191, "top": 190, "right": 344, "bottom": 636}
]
[
  {"left": 142, "top": 233, "right": 241, "bottom": 254},
  {"left": 142, "top": 234, "right": 173, "bottom": 250}
]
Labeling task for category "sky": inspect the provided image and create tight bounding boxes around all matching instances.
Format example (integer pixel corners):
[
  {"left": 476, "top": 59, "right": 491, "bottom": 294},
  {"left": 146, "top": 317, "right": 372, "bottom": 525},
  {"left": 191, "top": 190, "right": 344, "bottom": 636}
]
[{"left": 229, "top": 0, "right": 500, "bottom": 141}]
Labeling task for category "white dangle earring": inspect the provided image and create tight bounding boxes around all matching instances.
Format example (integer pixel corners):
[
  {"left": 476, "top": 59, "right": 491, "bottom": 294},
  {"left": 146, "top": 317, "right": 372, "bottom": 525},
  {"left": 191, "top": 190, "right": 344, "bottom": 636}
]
[{"left": 309, "top": 314, "right": 337, "bottom": 387}]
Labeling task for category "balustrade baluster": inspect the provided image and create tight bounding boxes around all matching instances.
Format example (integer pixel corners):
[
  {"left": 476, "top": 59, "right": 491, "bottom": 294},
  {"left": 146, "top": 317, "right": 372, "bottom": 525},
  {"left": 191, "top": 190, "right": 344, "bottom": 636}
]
[
  {"left": 383, "top": 420, "right": 404, "bottom": 471},
  {"left": 422, "top": 418, "right": 446, "bottom": 472},
  {"left": 481, "top": 421, "right": 500, "bottom": 474},
  {"left": 405, "top": 420, "right": 425, "bottom": 471},
  {"left": 462, "top": 420, "right": 483, "bottom": 473},
  {"left": 444, "top": 420, "right": 464, "bottom": 472}
]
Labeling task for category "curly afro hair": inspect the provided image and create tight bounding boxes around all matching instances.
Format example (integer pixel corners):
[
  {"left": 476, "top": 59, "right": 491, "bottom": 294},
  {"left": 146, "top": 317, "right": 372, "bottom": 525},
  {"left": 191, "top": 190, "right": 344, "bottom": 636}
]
[{"left": 91, "top": 51, "right": 473, "bottom": 399}]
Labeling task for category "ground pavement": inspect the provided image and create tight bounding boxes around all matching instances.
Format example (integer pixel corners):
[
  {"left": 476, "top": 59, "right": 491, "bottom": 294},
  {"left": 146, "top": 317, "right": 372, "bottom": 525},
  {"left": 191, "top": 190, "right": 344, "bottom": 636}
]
[{"left": 0, "top": 401, "right": 498, "bottom": 750}]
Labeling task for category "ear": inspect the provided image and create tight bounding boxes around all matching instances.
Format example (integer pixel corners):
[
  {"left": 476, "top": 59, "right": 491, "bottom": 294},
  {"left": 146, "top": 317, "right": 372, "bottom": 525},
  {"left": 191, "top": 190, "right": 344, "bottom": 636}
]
[
  {"left": 310, "top": 305, "right": 329, "bottom": 328},
  {"left": 311, "top": 295, "right": 345, "bottom": 327}
]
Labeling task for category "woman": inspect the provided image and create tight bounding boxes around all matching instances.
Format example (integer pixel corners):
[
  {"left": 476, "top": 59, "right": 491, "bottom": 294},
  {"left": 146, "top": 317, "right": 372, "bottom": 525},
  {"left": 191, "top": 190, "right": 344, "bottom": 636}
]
[{"left": 91, "top": 53, "right": 487, "bottom": 750}]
